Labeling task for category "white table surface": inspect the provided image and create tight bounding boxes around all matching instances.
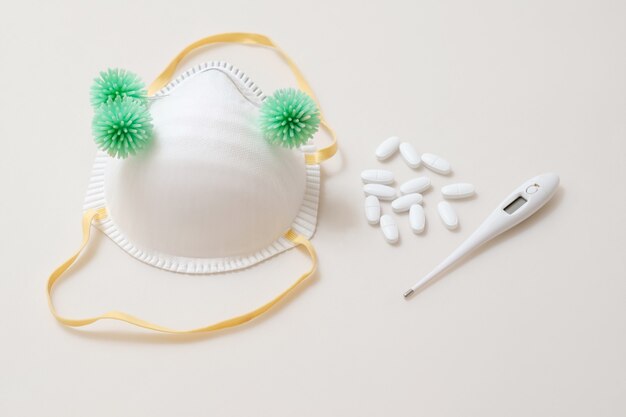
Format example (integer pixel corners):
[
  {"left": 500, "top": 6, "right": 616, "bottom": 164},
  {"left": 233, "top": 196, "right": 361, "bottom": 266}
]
[{"left": 1, "top": 0, "right": 625, "bottom": 415}]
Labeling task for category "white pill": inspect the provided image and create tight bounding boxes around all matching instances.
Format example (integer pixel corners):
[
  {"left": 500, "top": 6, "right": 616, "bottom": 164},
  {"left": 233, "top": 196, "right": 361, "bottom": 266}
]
[
  {"left": 391, "top": 193, "right": 423, "bottom": 213},
  {"left": 441, "top": 183, "right": 475, "bottom": 199},
  {"left": 437, "top": 201, "right": 459, "bottom": 230},
  {"left": 409, "top": 204, "right": 426, "bottom": 234},
  {"left": 375, "top": 136, "right": 400, "bottom": 160},
  {"left": 363, "top": 184, "right": 397, "bottom": 200},
  {"left": 400, "top": 176, "right": 431, "bottom": 194},
  {"left": 380, "top": 215, "right": 399, "bottom": 243},
  {"left": 364, "top": 196, "right": 381, "bottom": 225},
  {"left": 421, "top": 153, "right": 451, "bottom": 175},
  {"left": 361, "top": 169, "right": 394, "bottom": 184},
  {"left": 399, "top": 142, "right": 421, "bottom": 168}
]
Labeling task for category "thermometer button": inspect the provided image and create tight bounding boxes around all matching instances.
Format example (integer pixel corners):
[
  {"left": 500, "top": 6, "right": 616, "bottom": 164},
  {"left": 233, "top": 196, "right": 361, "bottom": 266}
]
[{"left": 525, "top": 184, "right": 540, "bottom": 194}]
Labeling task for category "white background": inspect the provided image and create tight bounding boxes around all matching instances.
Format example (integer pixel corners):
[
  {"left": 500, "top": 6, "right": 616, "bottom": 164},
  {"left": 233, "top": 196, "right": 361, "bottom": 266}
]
[{"left": 1, "top": 0, "right": 625, "bottom": 415}]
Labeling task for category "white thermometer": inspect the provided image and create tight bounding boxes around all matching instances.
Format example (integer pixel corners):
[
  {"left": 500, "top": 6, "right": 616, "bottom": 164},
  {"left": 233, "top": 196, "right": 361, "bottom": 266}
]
[{"left": 404, "top": 173, "right": 560, "bottom": 298}]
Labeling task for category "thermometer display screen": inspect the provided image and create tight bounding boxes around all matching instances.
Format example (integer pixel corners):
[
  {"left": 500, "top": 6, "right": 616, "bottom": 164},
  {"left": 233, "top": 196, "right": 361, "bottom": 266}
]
[{"left": 503, "top": 196, "right": 527, "bottom": 214}]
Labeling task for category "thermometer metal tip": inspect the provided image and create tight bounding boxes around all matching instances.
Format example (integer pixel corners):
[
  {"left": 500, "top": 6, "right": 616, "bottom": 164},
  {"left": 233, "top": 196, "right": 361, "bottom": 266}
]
[{"left": 403, "top": 289, "right": 415, "bottom": 298}]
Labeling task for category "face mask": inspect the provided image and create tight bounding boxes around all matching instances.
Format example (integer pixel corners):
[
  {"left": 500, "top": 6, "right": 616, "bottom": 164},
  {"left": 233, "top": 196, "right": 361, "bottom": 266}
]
[{"left": 47, "top": 33, "right": 338, "bottom": 334}]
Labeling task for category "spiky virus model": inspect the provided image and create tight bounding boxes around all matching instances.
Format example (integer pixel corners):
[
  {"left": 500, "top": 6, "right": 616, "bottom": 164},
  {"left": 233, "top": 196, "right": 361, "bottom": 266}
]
[
  {"left": 90, "top": 68, "right": 147, "bottom": 107},
  {"left": 259, "top": 88, "right": 320, "bottom": 148},
  {"left": 92, "top": 97, "right": 153, "bottom": 159},
  {"left": 90, "top": 68, "right": 152, "bottom": 158}
]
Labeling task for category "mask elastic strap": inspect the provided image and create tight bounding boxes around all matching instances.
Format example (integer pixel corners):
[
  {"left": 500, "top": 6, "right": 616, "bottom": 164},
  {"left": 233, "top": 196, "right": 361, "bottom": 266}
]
[
  {"left": 47, "top": 209, "right": 318, "bottom": 334},
  {"left": 147, "top": 32, "right": 337, "bottom": 165}
]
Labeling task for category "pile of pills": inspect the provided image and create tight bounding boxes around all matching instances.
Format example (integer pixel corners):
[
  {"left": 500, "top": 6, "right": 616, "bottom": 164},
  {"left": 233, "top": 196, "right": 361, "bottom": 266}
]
[{"left": 362, "top": 136, "right": 476, "bottom": 244}]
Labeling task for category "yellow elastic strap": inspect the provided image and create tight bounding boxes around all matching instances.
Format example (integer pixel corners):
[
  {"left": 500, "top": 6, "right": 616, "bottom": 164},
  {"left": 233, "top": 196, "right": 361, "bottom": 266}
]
[
  {"left": 147, "top": 32, "right": 337, "bottom": 165},
  {"left": 47, "top": 208, "right": 318, "bottom": 334}
]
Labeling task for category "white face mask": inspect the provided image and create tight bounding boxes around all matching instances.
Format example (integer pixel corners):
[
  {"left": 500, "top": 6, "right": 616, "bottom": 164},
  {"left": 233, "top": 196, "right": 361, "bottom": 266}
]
[
  {"left": 101, "top": 62, "right": 318, "bottom": 271},
  {"left": 47, "top": 33, "right": 338, "bottom": 334}
]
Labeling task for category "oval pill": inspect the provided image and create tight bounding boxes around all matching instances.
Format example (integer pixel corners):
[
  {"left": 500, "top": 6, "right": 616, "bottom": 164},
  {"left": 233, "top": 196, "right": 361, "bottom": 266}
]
[
  {"left": 399, "top": 142, "right": 421, "bottom": 168},
  {"left": 364, "top": 195, "right": 381, "bottom": 224},
  {"left": 391, "top": 193, "right": 423, "bottom": 213},
  {"left": 441, "top": 183, "right": 475, "bottom": 199},
  {"left": 375, "top": 136, "right": 400, "bottom": 160},
  {"left": 380, "top": 214, "right": 399, "bottom": 243},
  {"left": 400, "top": 176, "right": 431, "bottom": 194},
  {"left": 361, "top": 169, "right": 394, "bottom": 184},
  {"left": 437, "top": 201, "right": 459, "bottom": 229},
  {"left": 421, "top": 153, "right": 451, "bottom": 175},
  {"left": 363, "top": 184, "right": 397, "bottom": 200},
  {"left": 409, "top": 204, "right": 426, "bottom": 233}
]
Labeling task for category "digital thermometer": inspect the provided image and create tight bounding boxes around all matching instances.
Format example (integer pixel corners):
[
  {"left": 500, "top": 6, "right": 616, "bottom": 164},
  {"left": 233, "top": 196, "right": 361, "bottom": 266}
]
[{"left": 404, "top": 173, "right": 560, "bottom": 298}]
